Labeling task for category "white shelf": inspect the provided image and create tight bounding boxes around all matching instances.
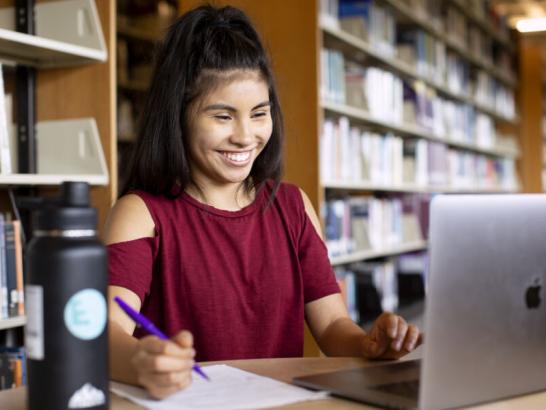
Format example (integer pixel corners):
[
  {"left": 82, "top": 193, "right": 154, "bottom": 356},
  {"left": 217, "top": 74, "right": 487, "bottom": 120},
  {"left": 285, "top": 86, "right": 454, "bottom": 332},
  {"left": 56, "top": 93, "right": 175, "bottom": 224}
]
[
  {"left": 0, "top": 316, "right": 26, "bottom": 330},
  {"left": 0, "top": 173, "right": 107, "bottom": 186},
  {"left": 0, "top": 118, "right": 109, "bottom": 186},
  {"left": 322, "top": 180, "right": 520, "bottom": 194},
  {"left": 382, "top": 0, "right": 517, "bottom": 88},
  {"left": 0, "top": 28, "right": 105, "bottom": 67},
  {"left": 321, "top": 100, "right": 520, "bottom": 159},
  {"left": 0, "top": 0, "right": 106, "bottom": 68},
  {"left": 330, "top": 241, "right": 428, "bottom": 266},
  {"left": 320, "top": 21, "right": 518, "bottom": 125}
]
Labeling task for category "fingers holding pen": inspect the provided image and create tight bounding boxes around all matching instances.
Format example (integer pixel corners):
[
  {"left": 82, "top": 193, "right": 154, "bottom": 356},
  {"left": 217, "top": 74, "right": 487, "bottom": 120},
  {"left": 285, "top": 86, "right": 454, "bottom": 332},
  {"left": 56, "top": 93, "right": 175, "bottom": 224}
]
[{"left": 131, "top": 333, "right": 196, "bottom": 399}]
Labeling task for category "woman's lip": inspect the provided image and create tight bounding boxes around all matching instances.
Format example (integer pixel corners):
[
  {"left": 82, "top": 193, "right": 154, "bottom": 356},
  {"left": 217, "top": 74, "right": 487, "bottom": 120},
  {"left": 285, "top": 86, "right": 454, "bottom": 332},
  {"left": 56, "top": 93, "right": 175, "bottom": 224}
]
[{"left": 218, "top": 150, "right": 253, "bottom": 167}]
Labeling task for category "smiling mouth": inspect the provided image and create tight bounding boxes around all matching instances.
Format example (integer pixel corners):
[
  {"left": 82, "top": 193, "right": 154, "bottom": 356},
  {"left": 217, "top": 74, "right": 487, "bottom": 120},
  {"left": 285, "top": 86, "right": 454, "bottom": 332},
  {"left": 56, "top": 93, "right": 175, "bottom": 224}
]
[{"left": 219, "top": 150, "right": 252, "bottom": 164}]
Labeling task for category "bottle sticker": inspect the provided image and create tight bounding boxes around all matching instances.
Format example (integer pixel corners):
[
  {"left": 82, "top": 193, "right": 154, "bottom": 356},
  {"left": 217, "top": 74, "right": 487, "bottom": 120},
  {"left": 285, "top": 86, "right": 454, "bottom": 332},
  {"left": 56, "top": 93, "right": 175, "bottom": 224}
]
[
  {"left": 68, "top": 383, "right": 106, "bottom": 408},
  {"left": 25, "top": 285, "right": 44, "bottom": 360},
  {"left": 64, "top": 289, "right": 107, "bottom": 340}
]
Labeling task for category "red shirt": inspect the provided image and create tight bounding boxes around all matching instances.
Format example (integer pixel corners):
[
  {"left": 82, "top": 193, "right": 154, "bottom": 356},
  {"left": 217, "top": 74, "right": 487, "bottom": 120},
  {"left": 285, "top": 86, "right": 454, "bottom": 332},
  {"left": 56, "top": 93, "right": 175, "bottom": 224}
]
[{"left": 108, "top": 182, "right": 339, "bottom": 361}]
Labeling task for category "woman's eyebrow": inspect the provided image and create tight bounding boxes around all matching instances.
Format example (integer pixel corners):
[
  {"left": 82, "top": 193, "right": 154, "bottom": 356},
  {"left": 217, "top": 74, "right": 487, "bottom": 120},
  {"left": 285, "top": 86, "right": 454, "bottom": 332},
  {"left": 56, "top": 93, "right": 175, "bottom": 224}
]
[
  {"left": 252, "top": 101, "right": 271, "bottom": 110},
  {"left": 203, "top": 101, "right": 271, "bottom": 112},
  {"left": 203, "top": 103, "right": 236, "bottom": 112}
]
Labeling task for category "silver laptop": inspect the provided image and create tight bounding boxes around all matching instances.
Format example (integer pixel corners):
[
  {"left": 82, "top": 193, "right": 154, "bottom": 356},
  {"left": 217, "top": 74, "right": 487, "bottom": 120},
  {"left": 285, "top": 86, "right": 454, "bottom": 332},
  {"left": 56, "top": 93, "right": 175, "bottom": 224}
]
[{"left": 294, "top": 195, "right": 546, "bottom": 409}]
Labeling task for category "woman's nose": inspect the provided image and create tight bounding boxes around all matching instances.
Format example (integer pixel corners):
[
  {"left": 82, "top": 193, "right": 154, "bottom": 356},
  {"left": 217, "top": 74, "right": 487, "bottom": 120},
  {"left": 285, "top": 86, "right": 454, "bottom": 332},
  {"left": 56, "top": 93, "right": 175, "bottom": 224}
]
[{"left": 230, "top": 120, "right": 254, "bottom": 146}]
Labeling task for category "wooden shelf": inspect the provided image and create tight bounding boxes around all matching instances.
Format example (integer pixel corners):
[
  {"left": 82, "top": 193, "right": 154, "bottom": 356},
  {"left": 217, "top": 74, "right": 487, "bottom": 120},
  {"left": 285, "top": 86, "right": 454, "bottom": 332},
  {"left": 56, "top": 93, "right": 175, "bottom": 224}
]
[
  {"left": 382, "top": 0, "right": 517, "bottom": 88},
  {"left": 321, "top": 100, "right": 521, "bottom": 158},
  {"left": 330, "top": 241, "right": 428, "bottom": 266},
  {"left": 321, "top": 21, "right": 518, "bottom": 125},
  {"left": 0, "top": 316, "right": 26, "bottom": 331},
  {"left": 322, "top": 180, "right": 519, "bottom": 194}
]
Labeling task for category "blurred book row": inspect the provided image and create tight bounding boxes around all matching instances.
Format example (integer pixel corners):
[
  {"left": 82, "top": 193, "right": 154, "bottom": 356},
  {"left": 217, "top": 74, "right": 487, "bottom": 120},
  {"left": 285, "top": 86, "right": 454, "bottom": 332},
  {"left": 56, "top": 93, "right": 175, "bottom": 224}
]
[
  {"left": 323, "top": 194, "right": 429, "bottom": 259},
  {"left": 321, "top": 50, "right": 516, "bottom": 136},
  {"left": 321, "top": 116, "right": 519, "bottom": 191},
  {"left": 320, "top": 0, "right": 514, "bottom": 81},
  {"left": 335, "top": 252, "right": 427, "bottom": 323}
]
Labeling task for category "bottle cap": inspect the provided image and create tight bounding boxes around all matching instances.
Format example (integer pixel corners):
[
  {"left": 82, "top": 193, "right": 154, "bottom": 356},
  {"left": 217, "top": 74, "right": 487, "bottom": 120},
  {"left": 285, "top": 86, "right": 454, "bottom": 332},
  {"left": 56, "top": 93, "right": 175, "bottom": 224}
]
[{"left": 33, "top": 182, "right": 97, "bottom": 232}]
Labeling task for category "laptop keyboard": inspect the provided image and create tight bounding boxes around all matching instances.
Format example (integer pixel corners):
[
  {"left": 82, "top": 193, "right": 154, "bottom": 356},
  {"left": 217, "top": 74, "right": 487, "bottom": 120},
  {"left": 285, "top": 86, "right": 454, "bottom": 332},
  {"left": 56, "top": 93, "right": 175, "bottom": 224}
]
[{"left": 371, "top": 379, "right": 420, "bottom": 399}]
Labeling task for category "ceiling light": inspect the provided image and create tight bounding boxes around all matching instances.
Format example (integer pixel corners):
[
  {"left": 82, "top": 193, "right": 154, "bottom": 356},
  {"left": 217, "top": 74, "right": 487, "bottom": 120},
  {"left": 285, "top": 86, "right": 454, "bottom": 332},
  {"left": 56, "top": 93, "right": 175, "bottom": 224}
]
[{"left": 516, "top": 17, "right": 546, "bottom": 32}]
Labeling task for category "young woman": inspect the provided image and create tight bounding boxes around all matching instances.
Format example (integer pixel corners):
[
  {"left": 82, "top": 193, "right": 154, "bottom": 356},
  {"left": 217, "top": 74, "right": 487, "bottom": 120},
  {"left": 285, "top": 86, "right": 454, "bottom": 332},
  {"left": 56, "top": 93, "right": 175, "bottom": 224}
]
[{"left": 105, "top": 5, "right": 422, "bottom": 399}]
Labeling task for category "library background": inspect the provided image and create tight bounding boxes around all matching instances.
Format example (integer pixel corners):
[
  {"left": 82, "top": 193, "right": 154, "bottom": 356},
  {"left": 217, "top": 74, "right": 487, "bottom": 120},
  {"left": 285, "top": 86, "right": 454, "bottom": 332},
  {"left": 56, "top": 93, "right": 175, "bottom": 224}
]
[{"left": 0, "top": 0, "right": 543, "bottom": 389}]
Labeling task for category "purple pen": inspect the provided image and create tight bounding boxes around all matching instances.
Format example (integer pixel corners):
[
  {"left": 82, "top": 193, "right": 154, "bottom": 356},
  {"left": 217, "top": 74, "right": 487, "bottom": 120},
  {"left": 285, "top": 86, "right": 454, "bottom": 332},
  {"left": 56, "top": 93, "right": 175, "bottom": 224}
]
[{"left": 114, "top": 296, "right": 210, "bottom": 381}]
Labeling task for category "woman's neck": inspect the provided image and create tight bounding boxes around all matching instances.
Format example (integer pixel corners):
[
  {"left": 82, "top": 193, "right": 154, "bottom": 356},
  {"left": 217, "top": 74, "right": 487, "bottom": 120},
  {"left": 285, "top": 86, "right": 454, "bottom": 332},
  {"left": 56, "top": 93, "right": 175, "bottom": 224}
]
[{"left": 185, "top": 181, "right": 255, "bottom": 211}]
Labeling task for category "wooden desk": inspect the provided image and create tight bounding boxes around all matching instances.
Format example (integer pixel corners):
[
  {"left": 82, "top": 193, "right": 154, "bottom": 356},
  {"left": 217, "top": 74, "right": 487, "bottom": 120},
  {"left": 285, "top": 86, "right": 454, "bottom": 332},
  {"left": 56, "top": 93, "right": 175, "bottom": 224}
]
[{"left": 1, "top": 356, "right": 545, "bottom": 409}]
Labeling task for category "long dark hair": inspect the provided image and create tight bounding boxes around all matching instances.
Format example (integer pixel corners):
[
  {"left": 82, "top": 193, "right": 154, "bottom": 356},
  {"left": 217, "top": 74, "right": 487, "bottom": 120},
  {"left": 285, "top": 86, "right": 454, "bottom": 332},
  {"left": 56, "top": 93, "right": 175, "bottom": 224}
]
[{"left": 121, "top": 5, "right": 284, "bottom": 199}]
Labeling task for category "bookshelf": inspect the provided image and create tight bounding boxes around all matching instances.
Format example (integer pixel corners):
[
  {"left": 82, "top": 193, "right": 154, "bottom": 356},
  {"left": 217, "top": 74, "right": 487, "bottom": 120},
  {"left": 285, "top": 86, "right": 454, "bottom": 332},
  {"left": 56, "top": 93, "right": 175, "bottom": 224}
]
[
  {"left": 180, "top": 0, "right": 536, "bottom": 356},
  {"left": 321, "top": 19, "right": 518, "bottom": 124},
  {"left": 381, "top": 0, "right": 517, "bottom": 87},
  {"left": 322, "top": 100, "right": 520, "bottom": 158},
  {"left": 0, "top": 0, "right": 115, "bottom": 383},
  {"left": 116, "top": 1, "right": 177, "bottom": 192}
]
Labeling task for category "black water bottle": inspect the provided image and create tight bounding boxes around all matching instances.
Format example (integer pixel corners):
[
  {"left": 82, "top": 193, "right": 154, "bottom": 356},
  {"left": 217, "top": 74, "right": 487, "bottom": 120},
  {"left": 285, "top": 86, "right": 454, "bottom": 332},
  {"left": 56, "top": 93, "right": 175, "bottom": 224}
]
[{"left": 25, "top": 182, "right": 109, "bottom": 410}]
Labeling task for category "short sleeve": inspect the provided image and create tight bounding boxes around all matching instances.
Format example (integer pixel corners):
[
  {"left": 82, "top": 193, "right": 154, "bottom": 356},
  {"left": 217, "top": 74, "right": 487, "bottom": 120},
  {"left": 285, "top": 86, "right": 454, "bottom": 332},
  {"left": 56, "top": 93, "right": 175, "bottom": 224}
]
[
  {"left": 108, "top": 237, "right": 156, "bottom": 303},
  {"left": 296, "top": 195, "right": 340, "bottom": 303}
]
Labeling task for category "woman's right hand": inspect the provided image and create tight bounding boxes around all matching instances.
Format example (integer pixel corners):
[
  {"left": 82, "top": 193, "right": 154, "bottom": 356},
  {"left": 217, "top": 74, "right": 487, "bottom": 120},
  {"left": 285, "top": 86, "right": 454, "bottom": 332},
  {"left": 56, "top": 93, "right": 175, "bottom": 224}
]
[{"left": 131, "top": 330, "right": 196, "bottom": 399}]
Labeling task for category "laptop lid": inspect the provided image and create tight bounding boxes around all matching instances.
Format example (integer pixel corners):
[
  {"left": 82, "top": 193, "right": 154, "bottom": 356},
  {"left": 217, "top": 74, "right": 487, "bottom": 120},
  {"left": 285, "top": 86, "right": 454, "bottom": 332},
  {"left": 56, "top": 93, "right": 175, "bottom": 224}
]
[{"left": 420, "top": 195, "right": 546, "bottom": 409}]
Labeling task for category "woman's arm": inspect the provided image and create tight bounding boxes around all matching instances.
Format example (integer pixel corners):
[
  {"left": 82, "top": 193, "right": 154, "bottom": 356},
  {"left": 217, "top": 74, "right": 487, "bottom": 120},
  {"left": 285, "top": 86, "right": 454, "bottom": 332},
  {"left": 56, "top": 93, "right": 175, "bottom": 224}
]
[
  {"left": 299, "top": 189, "right": 421, "bottom": 359},
  {"left": 104, "top": 195, "right": 195, "bottom": 398},
  {"left": 104, "top": 194, "right": 154, "bottom": 384}
]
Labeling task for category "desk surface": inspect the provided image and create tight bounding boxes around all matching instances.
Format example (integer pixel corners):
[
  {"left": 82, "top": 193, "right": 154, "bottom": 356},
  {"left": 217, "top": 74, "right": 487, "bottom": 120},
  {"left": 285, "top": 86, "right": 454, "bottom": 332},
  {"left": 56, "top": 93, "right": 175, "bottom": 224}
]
[{"left": 1, "top": 356, "right": 545, "bottom": 409}]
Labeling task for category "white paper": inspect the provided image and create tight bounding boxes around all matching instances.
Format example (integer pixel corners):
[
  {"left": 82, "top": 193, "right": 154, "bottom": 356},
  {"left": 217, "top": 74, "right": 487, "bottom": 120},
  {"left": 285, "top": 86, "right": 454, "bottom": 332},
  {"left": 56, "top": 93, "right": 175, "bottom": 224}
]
[{"left": 110, "top": 364, "right": 329, "bottom": 410}]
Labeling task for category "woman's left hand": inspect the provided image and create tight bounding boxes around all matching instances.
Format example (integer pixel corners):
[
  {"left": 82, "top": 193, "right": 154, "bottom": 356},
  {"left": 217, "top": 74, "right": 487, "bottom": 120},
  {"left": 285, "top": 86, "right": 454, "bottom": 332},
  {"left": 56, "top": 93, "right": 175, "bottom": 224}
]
[{"left": 361, "top": 312, "right": 423, "bottom": 360}]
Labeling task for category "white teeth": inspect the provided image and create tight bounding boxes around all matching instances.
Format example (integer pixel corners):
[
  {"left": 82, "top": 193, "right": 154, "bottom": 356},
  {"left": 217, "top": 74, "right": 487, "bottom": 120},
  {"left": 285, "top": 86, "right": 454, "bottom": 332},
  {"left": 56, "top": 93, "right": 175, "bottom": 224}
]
[{"left": 223, "top": 151, "right": 250, "bottom": 162}]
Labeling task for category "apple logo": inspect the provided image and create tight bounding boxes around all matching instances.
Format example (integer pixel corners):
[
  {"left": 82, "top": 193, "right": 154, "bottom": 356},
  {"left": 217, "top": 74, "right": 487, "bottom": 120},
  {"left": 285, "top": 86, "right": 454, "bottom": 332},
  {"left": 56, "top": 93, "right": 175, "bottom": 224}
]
[{"left": 525, "top": 278, "right": 542, "bottom": 309}]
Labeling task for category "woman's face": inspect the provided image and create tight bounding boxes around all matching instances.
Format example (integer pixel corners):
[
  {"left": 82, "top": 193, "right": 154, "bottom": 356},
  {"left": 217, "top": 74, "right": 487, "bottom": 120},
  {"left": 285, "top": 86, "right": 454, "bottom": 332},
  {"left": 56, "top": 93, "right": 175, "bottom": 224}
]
[{"left": 187, "top": 70, "right": 273, "bottom": 190}]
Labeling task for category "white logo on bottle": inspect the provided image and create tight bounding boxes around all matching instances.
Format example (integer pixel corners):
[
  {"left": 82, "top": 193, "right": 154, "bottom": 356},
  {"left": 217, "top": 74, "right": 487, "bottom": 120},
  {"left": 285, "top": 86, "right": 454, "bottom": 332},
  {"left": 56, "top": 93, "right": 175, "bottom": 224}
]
[{"left": 68, "top": 383, "right": 106, "bottom": 408}]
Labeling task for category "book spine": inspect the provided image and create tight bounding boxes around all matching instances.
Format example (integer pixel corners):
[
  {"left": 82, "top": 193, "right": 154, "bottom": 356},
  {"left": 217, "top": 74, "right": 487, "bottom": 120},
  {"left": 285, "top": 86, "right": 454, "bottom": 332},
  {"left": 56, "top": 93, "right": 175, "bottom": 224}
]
[
  {"left": 4, "top": 222, "right": 17, "bottom": 318},
  {"left": 12, "top": 221, "right": 24, "bottom": 316},
  {"left": 0, "top": 215, "right": 7, "bottom": 319}
]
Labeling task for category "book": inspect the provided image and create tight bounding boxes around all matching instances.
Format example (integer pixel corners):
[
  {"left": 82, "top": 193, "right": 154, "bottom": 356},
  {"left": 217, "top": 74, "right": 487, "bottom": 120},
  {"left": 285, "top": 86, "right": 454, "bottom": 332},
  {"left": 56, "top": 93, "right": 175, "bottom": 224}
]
[
  {"left": 0, "top": 215, "right": 7, "bottom": 319},
  {"left": 12, "top": 221, "right": 24, "bottom": 316},
  {"left": 3, "top": 222, "right": 17, "bottom": 318},
  {"left": 0, "top": 65, "right": 12, "bottom": 174}
]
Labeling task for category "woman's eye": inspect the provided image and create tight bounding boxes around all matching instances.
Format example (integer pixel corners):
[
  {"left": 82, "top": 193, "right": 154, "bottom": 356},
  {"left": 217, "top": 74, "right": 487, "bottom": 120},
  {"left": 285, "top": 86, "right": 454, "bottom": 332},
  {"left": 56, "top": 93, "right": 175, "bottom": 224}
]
[
  {"left": 214, "top": 115, "right": 231, "bottom": 121},
  {"left": 252, "top": 111, "right": 268, "bottom": 118}
]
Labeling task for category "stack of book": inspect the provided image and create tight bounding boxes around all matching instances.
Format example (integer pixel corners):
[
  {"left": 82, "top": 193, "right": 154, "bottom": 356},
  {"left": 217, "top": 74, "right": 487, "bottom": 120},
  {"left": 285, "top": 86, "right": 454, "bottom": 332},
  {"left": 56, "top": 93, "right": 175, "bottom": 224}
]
[
  {"left": 320, "top": 116, "right": 519, "bottom": 190},
  {"left": 338, "top": 0, "right": 397, "bottom": 57},
  {"left": 324, "top": 196, "right": 424, "bottom": 258},
  {"left": 397, "top": 27, "right": 446, "bottom": 85},
  {"left": 320, "top": 53, "right": 515, "bottom": 142}
]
